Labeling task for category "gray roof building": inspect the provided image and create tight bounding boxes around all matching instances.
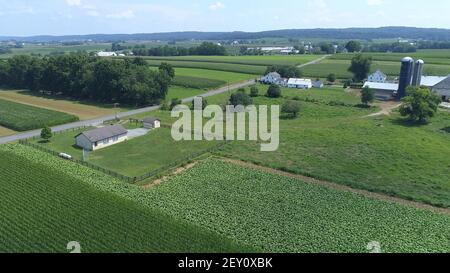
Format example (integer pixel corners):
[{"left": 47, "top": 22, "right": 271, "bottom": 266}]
[
  {"left": 143, "top": 117, "right": 161, "bottom": 124},
  {"left": 75, "top": 125, "right": 127, "bottom": 143}
]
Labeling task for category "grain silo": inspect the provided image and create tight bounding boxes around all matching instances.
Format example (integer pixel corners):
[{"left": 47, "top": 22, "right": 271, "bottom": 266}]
[
  {"left": 397, "top": 57, "right": 414, "bottom": 98},
  {"left": 412, "top": 59, "right": 424, "bottom": 86}
]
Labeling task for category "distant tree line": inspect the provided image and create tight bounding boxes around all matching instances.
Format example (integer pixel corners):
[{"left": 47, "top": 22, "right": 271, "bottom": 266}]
[
  {"left": 131, "top": 42, "right": 227, "bottom": 56},
  {"left": 0, "top": 54, "right": 173, "bottom": 106},
  {"left": 363, "top": 42, "right": 417, "bottom": 53}
]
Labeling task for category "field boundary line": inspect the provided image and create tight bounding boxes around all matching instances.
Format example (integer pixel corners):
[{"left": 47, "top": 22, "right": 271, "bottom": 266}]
[
  {"left": 297, "top": 55, "right": 331, "bottom": 68},
  {"left": 219, "top": 157, "right": 450, "bottom": 216}
]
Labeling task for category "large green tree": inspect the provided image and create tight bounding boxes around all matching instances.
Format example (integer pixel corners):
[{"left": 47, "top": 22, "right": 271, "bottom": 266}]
[
  {"left": 348, "top": 54, "right": 372, "bottom": 82},
  {"left": 399, "top": 86, "right": 441, "bottom": 123},
  {"left": 361, "top": 86, "right": 375, "bottom": 106},
  {"left": 345, "top": 41, "right": 362, "bottom": 53}
]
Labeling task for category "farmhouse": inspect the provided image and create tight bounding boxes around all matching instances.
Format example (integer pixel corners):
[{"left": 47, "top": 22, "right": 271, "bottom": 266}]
[
  {"left": 75, "top": 125, "right": 127, "bottom": 151},
  {"left": 261, "top": 72, "right": 282, "bottom": 84},
  {"left": 287, "top": 78, "right": 312, "bottom": 89},
  {"left": 143, "top": 117, "right": 161, "bottom": 129},
  {"left": 312, "top": 80, "right": 324, "bottom": 88},
  {"left": 431, "top": 76, "right": 450, "bottom": 101},
  {"left": 367, "top": 70, "right": 387, "bottom": 83},
  {"left": 97, "top": 51, "right": 117, "bottom": 57}
]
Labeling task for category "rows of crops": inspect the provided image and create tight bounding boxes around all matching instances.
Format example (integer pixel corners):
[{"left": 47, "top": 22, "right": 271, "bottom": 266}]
[
  {"left": 172, "top": 75, "right": 226, "bottom": 89},
  {"left": 146, "top": 159, "right": 450, "bottom": 253},
  {"left": 0, "top": 99, "right": 79, "bottom": 131},
  {"left": 0, "top": 145, "right": 250, "bottom": 253},
  {"left": 147, "top": 60, "right": 265, "bottom": 75},
  {"left": 143, "top": 55, "right": 321, "bottom": 67}
]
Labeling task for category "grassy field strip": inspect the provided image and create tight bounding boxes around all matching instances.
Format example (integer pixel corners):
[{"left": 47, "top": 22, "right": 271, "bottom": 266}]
[
  {"left": 143, "top": 55, "right": 323, "bottom": 66},
  {"left": 147, "top": 60, "right": 266, "bottom": 75},
  {"left": 0, "top": 90, "right": 120, "bottom": 120},
  {"left": 221, "top": 158, "right": 450, "bottom": 215},
  {"left": 0, "top": 125, "right": 16, "bottom": 137},
  {"left": 0, "top": 98, "right": 79, "bottom": 131}
]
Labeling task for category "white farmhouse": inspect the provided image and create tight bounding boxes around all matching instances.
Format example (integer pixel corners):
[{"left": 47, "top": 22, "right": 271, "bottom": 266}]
[
  {"left": 261, "top": 72, "right": 282, "bottom": 84},
  {"left": 75, "top": 125, "right": 128, "bottom": 151},
  {"left": 143, "top": 117, "right": 161, "bottom": 129},
  {"left": 97, "top": 51, "right": 118, "bottom": 57},
  {"left": 287, "top": 78, "right": 312, "bottom": 89},
  {"left": 367, "top": 70, "right": 387, "bottom": 83}
]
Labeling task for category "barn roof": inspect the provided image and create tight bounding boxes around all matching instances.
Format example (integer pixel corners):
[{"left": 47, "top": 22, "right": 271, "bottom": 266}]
[
  {"left": 76, "top": 125, "right": 127, "bottom": 143},
  {"left": 430, "top": 76, "right": 450, "bottom": 90}
]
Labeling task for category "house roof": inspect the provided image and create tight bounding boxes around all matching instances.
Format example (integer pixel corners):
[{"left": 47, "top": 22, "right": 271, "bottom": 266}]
[
  {"left": 288, "top": 78, "right": 312, "bottom": 85},
  {"left": 363, "top": 82, "right": 398, "bottom": 91},
  {"left": 143, "top": 117, "right": 161, "bottom": 123},
  {"left": 76, "top": 125, "right": 127, "bottom": 143},
  {"left": 432, "top": 76, "right": 450, "bottom": 90},
  {"left": 266, "top": 72, "right": 281, "bottom": 78},
  {"left": 421, "top": 76, "right": 447, "bottom": 87},
  {"left": 370, "top": 70, "right": 387, "bottom": 78}
]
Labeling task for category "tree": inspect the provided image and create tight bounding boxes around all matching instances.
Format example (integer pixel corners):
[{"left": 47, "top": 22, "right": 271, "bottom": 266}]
[
  {"left": 169, "top": 98, "right": 182, "bottom": 110},
  {"left": 132, "top": 57, "right": 147, "bottom": 66},
  {"left": 229, "top": 91, "right": 253, "bottom": 106},
  {"left": 399, "top": 86, "right": 441, "bottom": 123},
  {"left": 345, "top": 41, "right": 362, "bottom": 53},
  {"left": 327, "top": 73, "right": 336, "bottom": 83},
  {"left": 282, "top": 100, "right": 301, "bottom": 118},
  {"left": 266, "top": 84, "right": 281, "bottom": 98},
  {"left": 348, "top": 54, "right": 372, "bottom": 82},
  {"left": 40, "top": 126, "right": 52, "bottom": 142},
  {"left": 158, "top": 62, "right": 175, "bottom": 79},
  {"left": 250, "top": 86, "right": 259, "bottom": 97},
  {"left": 361, "top": 87, "right": 375, "bottom": 106}
]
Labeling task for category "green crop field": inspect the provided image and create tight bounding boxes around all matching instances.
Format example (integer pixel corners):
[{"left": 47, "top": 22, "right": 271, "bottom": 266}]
[
  {"left": 147, "top": 59, "right": 266, "bottom": 74},
  {"left": 172, "top": 76, "right": 226, "bottom": 90},
  {"left": 0, "top": 145, "right": 250, "bottom": 253},
  {"left": 147, "top": 159, "right": 450, "bottom": 253},
  {"left": 302, "top": 58, "right": 450, "bottom": 79},
  {"left": 143, "top": 54, "right": 322, "bottom": 66},
  {"left": 0, "top": 43, "right": 111, "bottom": 59},
  {"left": 0, "top": 99, "right": 79, "bottom": 131},
  {"left": 174, "top": 67, "right": 256, "bottom": 83},
  {"left": 211, "top": 86, "right": 450, "bottom": 208}
]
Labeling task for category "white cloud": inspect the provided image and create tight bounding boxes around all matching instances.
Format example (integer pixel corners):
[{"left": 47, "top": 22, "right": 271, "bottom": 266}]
[
  {"left": 66, "top": 0, "right": 82, "bottom": 7},
  {"left": 209, "top": 2, "right": 225, "bottom": 11},
  {"left": 367, "top": 0, "right": 383, "bottom": 6},
  {"left": 107, "top": 10, "right": 135, "bottom": 19}
]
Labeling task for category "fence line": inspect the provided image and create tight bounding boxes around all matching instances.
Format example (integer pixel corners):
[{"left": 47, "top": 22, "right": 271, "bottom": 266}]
[{"left": 19, "top": 126, "right": 230, "bottom": 184}]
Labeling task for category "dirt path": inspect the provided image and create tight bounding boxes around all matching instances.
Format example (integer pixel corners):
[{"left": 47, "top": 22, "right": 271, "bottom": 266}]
[
  {"left": 366, "top": 101, "right": 402, "bottom": 117},
  {"left": 297, "top": 55, "right": 330, "bottom": 68},
  {"left": 143, "top": 162, "right": 197, "bottom": 189},
  {"left": 221, "top": 158, "right": 450, "bottom": 216}
]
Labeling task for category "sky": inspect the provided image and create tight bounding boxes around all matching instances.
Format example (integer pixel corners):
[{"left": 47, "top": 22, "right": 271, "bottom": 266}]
[{"left": 1, "top": 0, "right": 450, "bottom": 36}]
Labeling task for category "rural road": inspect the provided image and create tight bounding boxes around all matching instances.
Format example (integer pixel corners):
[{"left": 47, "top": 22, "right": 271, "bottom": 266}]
[
  {"left": 297, "top": 55, "right": 330, "bottom": 68},
  {"left": 0, "top": 79, "right": 257, "bottom": 144}
]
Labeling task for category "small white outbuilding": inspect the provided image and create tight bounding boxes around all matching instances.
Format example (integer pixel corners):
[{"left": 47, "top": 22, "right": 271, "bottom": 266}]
[{"left": 143, "top": 117, "right": 161, "bottom": 129}]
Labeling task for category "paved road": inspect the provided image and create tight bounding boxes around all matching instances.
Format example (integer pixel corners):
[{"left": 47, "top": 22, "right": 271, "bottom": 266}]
[
  {"left": 0, "top": 79, "right": 257, "bottom": 144},
  {"left": 297, "top": 55, "right": 330, "bottom": 68}
]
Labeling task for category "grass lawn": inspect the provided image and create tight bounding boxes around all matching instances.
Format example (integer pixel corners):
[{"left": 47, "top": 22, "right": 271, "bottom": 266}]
[
  {"left": 166, "top": 86, "right": 205, "bottom": 101},
  {"left": 146, "top": 159, "right": 450, "bottom": 253},
  {"left": 0, "top": 144, "right": 250, "bottom": 253},
  {"left": 32, "top": 125, "right": 222, "bottom": 178},
  {"left": 0, "top": 98, "right": 79, "bottom": 131},
  {"left": 88, "top": 127, "right": 220, "bottom": 177},
  {"left": 0, "top": 89, "right": 126, "bottom": 120}
]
